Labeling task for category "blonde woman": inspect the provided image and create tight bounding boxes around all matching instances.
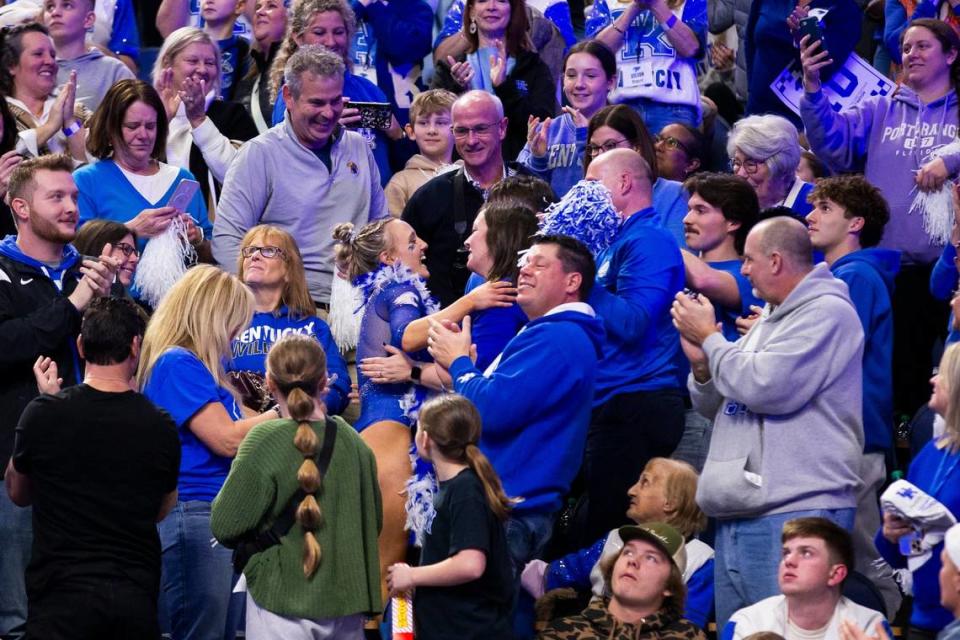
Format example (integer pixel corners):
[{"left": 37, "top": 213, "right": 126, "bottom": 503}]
[
  {"left": 139, "top": 265, "right": 278, "bottom": 640},
  {"left": 878, "top": 342, "right": 960, "bottom": 637},
  {"left": 333, "top": 217, "right": 511, "bottom": 601},
  {"left": 212, "top": 334, "right": 382, "bottom": 639},
  {"left": 151, "top": 27, "right": 257, "bottom": 209},
  {"left": 226, "top": 225, "right": 350, "bottom": 414}
]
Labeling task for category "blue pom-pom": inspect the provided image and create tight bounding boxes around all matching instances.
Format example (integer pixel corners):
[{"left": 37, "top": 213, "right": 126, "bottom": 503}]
[{"left": 538, "top": 180, "right": 621, "bottom": 256}]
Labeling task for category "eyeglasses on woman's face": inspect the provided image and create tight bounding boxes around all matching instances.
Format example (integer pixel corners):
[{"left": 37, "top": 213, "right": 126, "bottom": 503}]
[
  {"left": 241, "top": 245, "right": 285, "bottom": 259},
  {"left": 586, "top": 137, "right": 629, "bottom": 157}
]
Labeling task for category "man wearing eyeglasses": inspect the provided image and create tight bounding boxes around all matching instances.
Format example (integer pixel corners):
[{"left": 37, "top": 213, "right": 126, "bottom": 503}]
[
  {"left": 402, "top": 90, "right": 531, "bottom": 308},
  {"left": 213, "top": 46, "right": 388, "bottom": 310}
]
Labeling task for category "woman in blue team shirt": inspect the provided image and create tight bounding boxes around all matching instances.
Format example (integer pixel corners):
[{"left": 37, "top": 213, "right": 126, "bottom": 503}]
[
  {"left": 587, "top": 0, "right": 706, "bottom": 132},
  {"left": 227, "top": 225, "right": 350, "bottom": 415},
  {"left": 517, "top": 40, "right": 617, "bottom": 198},
  {"left": 879, "top": 342, "right": 960, "bottom": 637},
  {"left": 139, "top": 265, "right": 279, "bottom": 640}
]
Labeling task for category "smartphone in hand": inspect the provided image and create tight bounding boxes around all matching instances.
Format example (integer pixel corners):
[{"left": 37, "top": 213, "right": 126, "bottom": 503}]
[
  {"left": 798, "top": 16, "right": 826, "bottom": 51},
  {"left": 167, "top": 179, "right": 200, "bottom": 212}
]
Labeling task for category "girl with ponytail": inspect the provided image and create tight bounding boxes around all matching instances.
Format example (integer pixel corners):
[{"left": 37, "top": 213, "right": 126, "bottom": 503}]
[
  {"left": 386, "top": 393, "right": 516, "bottom": 639},
  {"left": 211, "top": 334, "right": 382, "bottom": 639}
]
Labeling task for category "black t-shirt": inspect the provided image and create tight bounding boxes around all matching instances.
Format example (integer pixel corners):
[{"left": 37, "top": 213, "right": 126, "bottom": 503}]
[
  {"left": 414, "top": 467, "right": 514, "bottom": 640},
  {"left": 12, "top": 384, "right": 180, "bottom": 598}
]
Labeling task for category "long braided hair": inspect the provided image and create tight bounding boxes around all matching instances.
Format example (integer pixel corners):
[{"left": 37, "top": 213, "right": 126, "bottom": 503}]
[{"left": 266, "top": 334, "right": 329, "bottom": 577}]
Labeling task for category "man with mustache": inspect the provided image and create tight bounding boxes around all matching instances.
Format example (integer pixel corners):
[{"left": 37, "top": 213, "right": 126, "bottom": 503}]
[
  {"left": 213, "top": 45, "right": 388, "bottom": 310},
  {"left": 0, "top": 154, "right": 118, "bottom": 637}
]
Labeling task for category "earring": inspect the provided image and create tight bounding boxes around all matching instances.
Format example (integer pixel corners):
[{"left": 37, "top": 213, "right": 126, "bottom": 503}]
[{"left": 469, "top": 19, "right": 477, "bottom": 34}]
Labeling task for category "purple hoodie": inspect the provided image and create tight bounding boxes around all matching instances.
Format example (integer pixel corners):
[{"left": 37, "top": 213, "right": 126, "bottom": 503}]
[{"left": 800, "top": 86, "right": 960, "bottom": 265}]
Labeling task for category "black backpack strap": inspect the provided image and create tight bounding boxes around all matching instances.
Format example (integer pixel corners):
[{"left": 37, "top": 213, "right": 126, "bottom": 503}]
[
  {"left": 232, "top": 417, "right": 338, "bottom": 572},
  {"left": 452, "top": 168, "right": 470, "bottom": 241}
]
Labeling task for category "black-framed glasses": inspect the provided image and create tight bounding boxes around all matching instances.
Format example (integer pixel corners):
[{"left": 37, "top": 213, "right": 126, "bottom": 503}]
[
  {"left": 730, "top": 157, "right": 766, "bottom": 175},
  {"left": 451, "top": 122, "right": 500, "bottom": 139},
  {"left": 113, "top": 242, "right": 138, "bottom": 257},
  {"left": 655, "top": 134, "right": 690, "bottom": 154},
  {"left": 585, "top": 138, "right": 628, "bottom": 157},
  {"left": 241, "top": 245, "right": 285, "bottom": 259}
]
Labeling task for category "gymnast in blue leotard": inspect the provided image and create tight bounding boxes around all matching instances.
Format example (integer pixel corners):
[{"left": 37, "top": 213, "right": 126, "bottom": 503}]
[{"left": 333, "top": 217, "right": 520, "bottom": 598}]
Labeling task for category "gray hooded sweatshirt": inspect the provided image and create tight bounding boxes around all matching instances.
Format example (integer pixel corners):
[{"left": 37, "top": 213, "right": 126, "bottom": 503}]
[{"left": 691, "top": 263, "right": 865, "bottom": 520}]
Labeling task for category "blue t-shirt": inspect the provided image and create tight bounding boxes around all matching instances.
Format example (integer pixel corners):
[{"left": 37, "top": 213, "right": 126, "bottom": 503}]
[
  {"left": 143, "top": 347, "right": 242, "bottom": 502},
  {"left": 708, "top": 259, "right": 762, "bottom": 341},
  {"left": 465, "top": 273, "right": 528, "bottom": 371}
]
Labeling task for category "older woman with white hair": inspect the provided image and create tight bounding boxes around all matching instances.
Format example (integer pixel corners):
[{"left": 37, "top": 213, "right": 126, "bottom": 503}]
[
  {"left": 152, "top": 27, "right": 258, "bottom": 211},
  {"left": 727, "top": 114, "right": 812, "bottom": 215}
]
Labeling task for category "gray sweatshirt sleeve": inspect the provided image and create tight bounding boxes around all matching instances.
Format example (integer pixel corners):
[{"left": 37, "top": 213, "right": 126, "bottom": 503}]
[
  {"left": 799, "top": 89, "right": 874, "bottom": 174},
  {"left": 212, "top": 142, "right": 267, "bottom": 272},
  {"left": 700, "top": 303, "right": 864, "bottom": 415},
  {"left": 689, "top": 373, "right": 724, "bottom": 420}
]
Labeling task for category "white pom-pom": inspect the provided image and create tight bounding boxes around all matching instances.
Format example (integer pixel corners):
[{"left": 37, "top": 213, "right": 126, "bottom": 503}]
[
  {"left": 133, "top": 217, "right": 196, "bottom": 307},
  {"left": 328, "top": 274, "right": 362, "bottom": 353},
  {"left": 909, "top": 185, "right": 953, "bottom": 246}
]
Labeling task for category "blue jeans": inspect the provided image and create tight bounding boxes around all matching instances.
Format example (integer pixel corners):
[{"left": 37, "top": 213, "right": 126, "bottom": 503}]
[
  {"left": 714, "top": 507, "right": 856, "bottom": 628},
  {"left": 0, "top": 488, "right": 30, "bottom": 638},
  {"left": 627, "top": 98, "right": 700, "bottom": 134},
  {"left": 157, "top": 501, "right": 242, "bottom": 640},
  {"left": 506, "top": 511, "right": 554, "bottom": 640}
]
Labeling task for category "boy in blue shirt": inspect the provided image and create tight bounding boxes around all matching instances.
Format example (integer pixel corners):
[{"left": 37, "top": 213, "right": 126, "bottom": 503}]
[{"left": 806, "top": 175, "right": 902, "bottom": 617}]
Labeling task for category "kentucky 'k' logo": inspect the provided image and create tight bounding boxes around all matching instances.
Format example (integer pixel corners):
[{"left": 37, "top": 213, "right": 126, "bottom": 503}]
[{"left": 897, "top": 487, "right": 916, "bottom": 500}]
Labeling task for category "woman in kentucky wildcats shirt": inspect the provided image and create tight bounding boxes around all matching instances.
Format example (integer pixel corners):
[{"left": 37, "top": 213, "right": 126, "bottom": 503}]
[{"left": 587, "top": 0, "right": 706, "bottom": 133}]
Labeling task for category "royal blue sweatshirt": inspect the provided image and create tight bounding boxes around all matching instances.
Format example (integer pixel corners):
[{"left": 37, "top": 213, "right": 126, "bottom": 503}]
[
  {"left": 516, "top": 114, "right": 587, "bottom": 199},
  {"left": 449, "top": 308, "right": 605, "bottom": 515},
  {"left": 590, "top": 207, "right": 685, "bottom": 404},
  {"left": 830, "top": 249, "right": 899, "bottom": 455},
  {"left": 708, "top": 259, "right": 762, "bottom": 342},
  {"left": 227, "top": 307, "right": 351, "bottom": 415}
]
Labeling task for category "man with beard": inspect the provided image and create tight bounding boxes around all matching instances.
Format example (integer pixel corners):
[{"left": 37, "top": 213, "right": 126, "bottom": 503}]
[
  {"left": 0, "top": 153, "right": 118, "bottom": 637},
  {"left": 213, "top": 45, "right": 388, "bottom": 309}
]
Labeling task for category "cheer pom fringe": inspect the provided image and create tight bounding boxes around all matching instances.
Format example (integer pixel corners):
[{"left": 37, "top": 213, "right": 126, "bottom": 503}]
[
  {"left": 328, "top": 274, "right": 363, "bottom": 353},
  {"left": 539, "top": 179, "right": 622, "bottom": 256},
  {"left": 133, "top": 217, "right": 196, "bottom": 307},
  {"left": 910, "top": 140, "right": 960, "bottom": 246}
]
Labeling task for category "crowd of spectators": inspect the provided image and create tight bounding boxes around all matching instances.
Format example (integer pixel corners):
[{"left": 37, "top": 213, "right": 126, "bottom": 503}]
[{"left": 3, "top": 0, "right": 960, "bottom": 640}]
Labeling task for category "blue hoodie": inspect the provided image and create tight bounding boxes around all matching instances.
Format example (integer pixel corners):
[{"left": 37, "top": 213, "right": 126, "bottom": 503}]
[
  {"left": 227, "top": 307, "right": 351, "bottom": 415},
  {"left": 0, "top": 236, "right": 81, "bottom": 291},
  {"left": 801, "top": 86, "right": 960, "bottom": 265},
  {"left": 449, "top": 307, "right": 605, "bottom": 515},
  {"left": 830, "top": 248, "right": 900, "bottom": 455},
  {"left": 590, "top": 208, "right": 685, "bottom": 404}
]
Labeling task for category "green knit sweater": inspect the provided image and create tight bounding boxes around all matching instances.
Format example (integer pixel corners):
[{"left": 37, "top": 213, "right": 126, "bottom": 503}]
[{"left": 210, "top": 416, "right": 382, "bottom": 619}]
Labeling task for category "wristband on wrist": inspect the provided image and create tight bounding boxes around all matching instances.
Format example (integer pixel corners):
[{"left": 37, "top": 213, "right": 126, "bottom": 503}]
[
  {"left": 410, "top": 365, "right": 422, "bottom": 382},
  {"left": 662, "top": 13, "right": 678, "bottom": 29},
  {"left": 612, "top": 22, "right": 626, "bottom": 35},
  {"left": 63, "top": 119, "right": 82, "bottom": 137}
]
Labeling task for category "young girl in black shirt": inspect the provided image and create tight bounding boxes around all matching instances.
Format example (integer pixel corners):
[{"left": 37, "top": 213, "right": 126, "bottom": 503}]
[{"left": 386, "top": 393, "right": 515, "bottom": 639}]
